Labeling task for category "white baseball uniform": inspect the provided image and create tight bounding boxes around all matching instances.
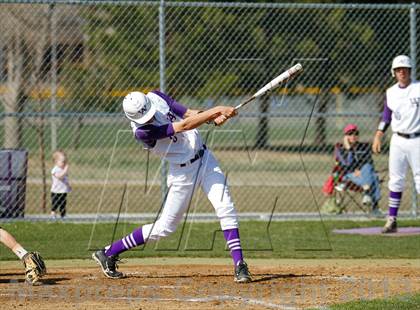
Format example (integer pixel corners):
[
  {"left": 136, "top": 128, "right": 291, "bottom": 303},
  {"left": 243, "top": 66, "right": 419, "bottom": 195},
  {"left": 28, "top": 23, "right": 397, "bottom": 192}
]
[
  {"left": 381, "top": 81, "right": 420, "bottom": 193},
  {"left": 130, "top": 91, "right": 238, "bottom": 242}
]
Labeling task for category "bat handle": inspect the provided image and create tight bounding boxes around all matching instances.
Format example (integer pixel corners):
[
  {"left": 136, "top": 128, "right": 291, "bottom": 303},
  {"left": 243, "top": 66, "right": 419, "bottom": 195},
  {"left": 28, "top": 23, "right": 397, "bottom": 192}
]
[{"left": 234, "top": 96, "right": 255, "bottom": 110}]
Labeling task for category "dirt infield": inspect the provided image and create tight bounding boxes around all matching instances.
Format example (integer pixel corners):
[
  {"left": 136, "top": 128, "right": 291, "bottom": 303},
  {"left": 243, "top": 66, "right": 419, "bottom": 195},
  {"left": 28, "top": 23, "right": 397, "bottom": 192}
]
[{"left": 1, "top": 258, "right": 420, "bottom": 309}]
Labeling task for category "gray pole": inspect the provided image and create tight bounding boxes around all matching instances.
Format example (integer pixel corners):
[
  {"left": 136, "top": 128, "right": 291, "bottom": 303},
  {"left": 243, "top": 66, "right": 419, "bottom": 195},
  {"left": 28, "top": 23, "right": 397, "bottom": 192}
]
[
  {"left": 50, "top": 4, "right": 58, "bottom": 152},
  {"left": 410, "top": 3, "right": 418, "bottom": 217},
  {"left": 159, "top": 0, "right": 167, "bottom": 201}
]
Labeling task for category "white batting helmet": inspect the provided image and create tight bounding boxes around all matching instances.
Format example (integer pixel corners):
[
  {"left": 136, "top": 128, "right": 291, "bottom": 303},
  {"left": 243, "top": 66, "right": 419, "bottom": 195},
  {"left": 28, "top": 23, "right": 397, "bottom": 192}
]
[
  {"left": 122, "top": 92, "right": 156, "bottom": 124},
  {"left": 391, "top": 55, "right": 412, "bottom": 77}
]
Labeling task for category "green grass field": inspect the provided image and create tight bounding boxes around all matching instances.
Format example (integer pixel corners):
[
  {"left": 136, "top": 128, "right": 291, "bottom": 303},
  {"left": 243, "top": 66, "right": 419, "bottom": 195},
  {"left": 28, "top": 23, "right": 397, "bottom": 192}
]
[
  {"left": 1, "top": 219, "right": 420, "bottom": 308},
  {"left": 316, "top": 293, "right": 420, "bottom": 310},
  {"left": 1, "top": 219, "right": 419, "bottom": 260}
]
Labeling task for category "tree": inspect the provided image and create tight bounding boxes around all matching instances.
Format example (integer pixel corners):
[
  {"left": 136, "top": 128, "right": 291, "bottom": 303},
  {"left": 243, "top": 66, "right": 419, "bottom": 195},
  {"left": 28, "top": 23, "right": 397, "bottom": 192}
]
[
  {"left": 60, "top": 3, "right": 410, "bottom": 149},
  {"left": 0, "top": 4, "right": 52, "bottom": 212}
]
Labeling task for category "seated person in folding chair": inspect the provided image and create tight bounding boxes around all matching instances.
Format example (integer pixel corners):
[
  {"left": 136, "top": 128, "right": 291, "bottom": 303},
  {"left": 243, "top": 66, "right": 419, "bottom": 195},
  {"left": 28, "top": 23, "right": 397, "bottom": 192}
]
[{"left": 333, "top": 124, "right": 381, "bottom": 214}]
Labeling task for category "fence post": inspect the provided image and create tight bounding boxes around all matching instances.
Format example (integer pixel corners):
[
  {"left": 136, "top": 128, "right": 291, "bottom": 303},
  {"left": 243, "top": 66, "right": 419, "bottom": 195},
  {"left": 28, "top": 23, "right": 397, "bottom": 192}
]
[
  {"left": 159, "top": 0, "right": 168, "bottom": 202},
  {"left": 410, "top": 3, "right": 418, "bottom": 217},
  {"left": 49, "top": 3, "right": 58, "bottom": 152}
]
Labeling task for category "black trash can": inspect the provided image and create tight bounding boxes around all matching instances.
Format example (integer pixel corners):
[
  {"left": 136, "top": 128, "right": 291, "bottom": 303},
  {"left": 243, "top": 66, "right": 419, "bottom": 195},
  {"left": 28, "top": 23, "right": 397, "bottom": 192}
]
[{"left": 0, "top": 149, "right": 28, "bottom": 218}]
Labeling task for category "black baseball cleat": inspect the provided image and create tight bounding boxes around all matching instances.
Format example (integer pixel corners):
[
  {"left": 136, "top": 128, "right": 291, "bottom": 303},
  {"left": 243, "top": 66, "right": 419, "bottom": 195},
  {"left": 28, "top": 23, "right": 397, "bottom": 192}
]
[
  {"left": 382, "top": 217, "right": 397, "bottom": 234},
  {"left": 92, "top": 250, "right": 124, "bottom": 279},
  {"left": 234, "top": 261, "right": 252, "bottom": 283}
]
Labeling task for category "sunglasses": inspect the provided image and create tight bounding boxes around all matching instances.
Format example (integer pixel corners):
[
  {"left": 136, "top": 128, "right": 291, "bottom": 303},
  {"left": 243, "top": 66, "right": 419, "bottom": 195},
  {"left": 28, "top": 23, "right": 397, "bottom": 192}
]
[{"left": 346, "top": 130, "right": 359, "bottom": 136}]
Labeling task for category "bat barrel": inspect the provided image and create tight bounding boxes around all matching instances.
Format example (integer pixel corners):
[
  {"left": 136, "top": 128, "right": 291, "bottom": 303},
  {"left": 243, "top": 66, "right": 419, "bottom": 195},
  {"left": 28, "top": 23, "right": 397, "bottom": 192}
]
[
  {"left": 235, "top": 63, "right": 303, "bottom": 110},
  {"left": 253, "top": 63, "right": 303, "bottom": 98}
]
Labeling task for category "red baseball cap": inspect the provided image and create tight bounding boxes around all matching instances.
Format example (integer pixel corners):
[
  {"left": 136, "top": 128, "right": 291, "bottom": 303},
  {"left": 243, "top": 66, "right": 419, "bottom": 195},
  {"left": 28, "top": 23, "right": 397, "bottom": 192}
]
[{"left": 344, "top": 123, "right": 358, "bottom": 134}]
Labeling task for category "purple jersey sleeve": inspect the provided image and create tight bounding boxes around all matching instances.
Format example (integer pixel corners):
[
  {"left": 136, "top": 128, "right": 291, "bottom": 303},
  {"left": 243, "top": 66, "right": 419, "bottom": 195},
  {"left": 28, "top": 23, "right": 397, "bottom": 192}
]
[
  {"left": 151, "top": 90, "right": 188, "bottom": 118},
  {"left": 135, "top": 124, "right": 175, "bottom": 147},
  {"left": 377, "top": 98, "right": 392, "bottom": 132},
  {"left": 382, "top": 98, "right": 392, "bottom": 123}
]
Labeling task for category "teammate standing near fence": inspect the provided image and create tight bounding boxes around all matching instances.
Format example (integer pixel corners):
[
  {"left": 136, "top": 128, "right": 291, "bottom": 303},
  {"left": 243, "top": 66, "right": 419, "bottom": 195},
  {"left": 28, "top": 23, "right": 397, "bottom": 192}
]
[
  {"left": 372, "top": 55, "right": 420, "bottom": 233},
  {"left": 92, "top": 90, "right": 252, "bottom": 283}
]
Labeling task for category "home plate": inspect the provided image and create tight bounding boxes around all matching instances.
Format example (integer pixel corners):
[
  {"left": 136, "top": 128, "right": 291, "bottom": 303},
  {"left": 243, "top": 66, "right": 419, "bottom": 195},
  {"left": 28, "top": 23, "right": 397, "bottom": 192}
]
[{"left": 332, "top": 227, "right": 420, "bottom": 236}]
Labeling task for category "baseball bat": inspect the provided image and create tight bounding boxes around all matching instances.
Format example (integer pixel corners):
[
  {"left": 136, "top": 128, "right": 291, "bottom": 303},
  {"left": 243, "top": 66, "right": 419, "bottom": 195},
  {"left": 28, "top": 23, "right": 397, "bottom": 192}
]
[{"left": 234, "top": 63, "right": 303, "bottom": 110}]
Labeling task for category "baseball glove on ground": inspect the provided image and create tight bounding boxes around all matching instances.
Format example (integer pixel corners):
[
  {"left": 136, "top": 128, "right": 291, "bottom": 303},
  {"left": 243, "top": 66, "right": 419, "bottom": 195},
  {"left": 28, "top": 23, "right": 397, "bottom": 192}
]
[{"left": 22, "top": 252, "right": 47, "bottom": 285}]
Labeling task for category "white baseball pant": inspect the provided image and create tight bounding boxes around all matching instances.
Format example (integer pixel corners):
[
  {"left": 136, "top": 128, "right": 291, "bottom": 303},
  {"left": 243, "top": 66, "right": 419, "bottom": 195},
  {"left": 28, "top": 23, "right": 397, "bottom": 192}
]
[
  {"left": 388, "top": 134, "right": 420, "bottom": 193},
  {"left": 142, "top": 150, "right": 238, "bottom": 242}
]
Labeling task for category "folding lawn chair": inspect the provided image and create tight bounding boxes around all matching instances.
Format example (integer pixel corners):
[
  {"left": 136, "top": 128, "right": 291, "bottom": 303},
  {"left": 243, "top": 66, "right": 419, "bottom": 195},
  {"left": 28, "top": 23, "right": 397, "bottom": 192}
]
[{"left": 322, "top": 143, "right": 385, "bottom": 217}]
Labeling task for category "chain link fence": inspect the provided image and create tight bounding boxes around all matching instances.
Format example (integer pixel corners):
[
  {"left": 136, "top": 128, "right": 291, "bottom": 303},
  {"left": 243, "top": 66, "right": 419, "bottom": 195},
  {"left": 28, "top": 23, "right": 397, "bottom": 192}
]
[{"left": 0, "top": 1, "right": 418, "bottom": 218}]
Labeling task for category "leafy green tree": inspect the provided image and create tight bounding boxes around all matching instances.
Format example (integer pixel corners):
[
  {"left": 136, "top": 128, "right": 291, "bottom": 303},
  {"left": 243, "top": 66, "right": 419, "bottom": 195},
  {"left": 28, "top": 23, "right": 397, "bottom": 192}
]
[{"left": 60, "top": 3, "right": 411, "bottom": 147}]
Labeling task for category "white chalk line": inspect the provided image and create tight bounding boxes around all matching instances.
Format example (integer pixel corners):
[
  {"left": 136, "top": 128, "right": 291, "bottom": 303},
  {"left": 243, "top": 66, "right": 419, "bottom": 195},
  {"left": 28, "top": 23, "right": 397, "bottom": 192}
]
[
  {"left": 0, "top": 292, "right": 298, "bottom": 309},
  {"left": 0, "top": 284, "right": 185, "bottom": 289}
]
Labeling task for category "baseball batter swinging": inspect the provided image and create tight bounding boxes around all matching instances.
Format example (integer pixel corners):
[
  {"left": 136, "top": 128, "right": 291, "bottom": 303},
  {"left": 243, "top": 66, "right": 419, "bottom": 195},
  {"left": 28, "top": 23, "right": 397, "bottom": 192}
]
[
  {"left": 92, "top": 90, "right": 252, "bottom": 283},
  {"left": 372, "top": 55, "right": 420, "bottom": 233}
]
